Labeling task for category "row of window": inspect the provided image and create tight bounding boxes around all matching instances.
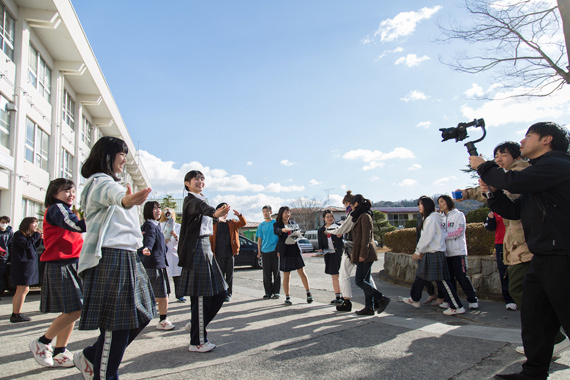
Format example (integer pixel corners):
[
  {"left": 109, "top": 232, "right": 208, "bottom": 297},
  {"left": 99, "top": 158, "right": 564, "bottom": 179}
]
[{"left": 0, "top": 2, "right": 14, "bottom": 60}]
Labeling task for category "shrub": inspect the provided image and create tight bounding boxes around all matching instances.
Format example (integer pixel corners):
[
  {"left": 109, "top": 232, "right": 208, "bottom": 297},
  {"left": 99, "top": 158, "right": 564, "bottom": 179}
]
[
  {"left": 405, "top": 219, "right": 417, "bottom": 228},
  {"left": 466, "top": 206, "right": 491, "bottom": 223},
  {"left": 384, "top": 222, "right": 494, "bottom": 256}
]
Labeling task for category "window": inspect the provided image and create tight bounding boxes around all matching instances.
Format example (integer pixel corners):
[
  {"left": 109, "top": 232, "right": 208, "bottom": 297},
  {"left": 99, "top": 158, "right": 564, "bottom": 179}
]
[
  {"left": 62, "top": 90, "right": 75, "bottom": 128},
  {"left": 0, "top": 94, "right": 11, "bottom": 148},
  {"left": 28, "top": 45, "right": 52, "bottom": 103},
  {"left": 81, "top": 116, "right": 92, "bottom": 146},
  {"left": 388, "top": 213, "right": 409, "bottom": 228},
  {"left": 61, "top": 148, "right": 73, "bottom": 179},
  {"left": 21, "top": 198, "right": 44, "bottom": 224},
  {"left": 0, "top": 2, "right": 14, "bottom": 60},
  {"left": 25, "top": 118, "right": 49, "bottom": 170}
]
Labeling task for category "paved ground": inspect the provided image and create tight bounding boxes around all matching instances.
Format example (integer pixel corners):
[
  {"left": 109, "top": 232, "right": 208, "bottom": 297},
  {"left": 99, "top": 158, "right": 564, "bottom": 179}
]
[{"left": 1, "top": 253, "right": 569, "bottom": 379}]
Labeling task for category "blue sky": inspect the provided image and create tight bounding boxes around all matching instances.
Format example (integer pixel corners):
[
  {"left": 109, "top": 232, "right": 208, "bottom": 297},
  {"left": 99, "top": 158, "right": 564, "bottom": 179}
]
[{"left": 72, "top": 0, "right": 570, "bottom": 222}]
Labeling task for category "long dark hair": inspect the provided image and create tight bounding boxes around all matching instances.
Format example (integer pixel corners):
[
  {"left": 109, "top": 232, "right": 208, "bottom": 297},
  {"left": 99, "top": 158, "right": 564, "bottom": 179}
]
[
  {"left": 19, "top": 217, "right": 38, "bottom": 234},
  {"left": 437, "top": 194, "right": 455, "bottom": 212},
  {"left": 81, "top": 136, "right": 128, "bottom": 181},
  {"left": 417, "top": 196, "right": 436, "bottom": 231},
  {"left": 45, "top": 178, "right": 75, "bottom": 208},
  {"left": 276, "top": 206, "right": 290, "bottom": 225},
  {"left": 351, "top": 194, "right": 372, "bottom": 221}
]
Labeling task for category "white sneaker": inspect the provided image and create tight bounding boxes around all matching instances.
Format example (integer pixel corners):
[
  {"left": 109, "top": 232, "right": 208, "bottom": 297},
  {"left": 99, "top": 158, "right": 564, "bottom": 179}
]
[
  {"left": 402, "top": 297, "right": 420, "bottom": 308},
  {"left": 505, "top": 303, "right": 517, "bottom": 311},
  {"left": 439, "top": 302, "right": 450, "bottom": 309},
  {"left": 553, "top": 338, "right": 570, "bottom": 357},
  {"left": 52, "top": 349, "right": 75, "bottom": 367},
  {"left": 185, "top": 322, "right": 191, "bottom": 333},
  {"left": 188, "top": 341, "right": 216, "bottom": 353},
  {"left": 516, "top": 346, "right": 525, "bottom": 355},
  {"left": 73, "top": 351, "right": 94, "bottom": 380},
  {"left": 443, "top": 307, "right": 466, "bottom": 316},
  {"left": 469, "top": 302, "right": 479, "bottom": 310},
  {"left": 29, "top": 338, "right": 54, "bottom": 367},
  {"left": 157, "top": 319, "right": 175, "bottom": 330}
]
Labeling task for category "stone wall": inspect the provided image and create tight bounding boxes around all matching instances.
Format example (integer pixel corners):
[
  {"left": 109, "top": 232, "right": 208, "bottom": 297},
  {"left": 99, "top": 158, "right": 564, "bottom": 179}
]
[{"left": 382, "top": 251, "right": 503, "bottom": 300}]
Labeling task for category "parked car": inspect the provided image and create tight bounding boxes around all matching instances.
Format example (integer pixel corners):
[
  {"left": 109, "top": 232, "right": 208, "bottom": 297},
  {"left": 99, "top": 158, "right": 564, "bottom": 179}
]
[
  {"left": 297, "top": 238, "right": 314, "bottom": 253},
  {"left": 304, "top": 230, "right": 319, "bottom": 250},
  {"left": 234, "top": 235, "right": 262, "bottom": 269}
]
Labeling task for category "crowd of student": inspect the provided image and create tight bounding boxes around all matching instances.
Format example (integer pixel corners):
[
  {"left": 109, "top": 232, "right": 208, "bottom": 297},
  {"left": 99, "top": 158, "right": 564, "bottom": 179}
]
[{"left": 2, "top": 121, "right": 570, "bottom": 380}]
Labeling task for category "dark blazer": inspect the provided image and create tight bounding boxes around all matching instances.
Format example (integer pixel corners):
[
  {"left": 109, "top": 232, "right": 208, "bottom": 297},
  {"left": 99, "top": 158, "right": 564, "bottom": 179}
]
[
  {"left": 141, "top": 220, "right": 167, "bottom": 269},
  {"left": 177, "top": 193, "right": 216, "bottom": 270},
  {"left": 317, "top": 226, "right": 344, "bottom": 254},
  {"left": 273, "top": 220, "right": 292, "bottom": 255},
  {"left": 11, "top": 231, "right": 42, "bottom": 285}
]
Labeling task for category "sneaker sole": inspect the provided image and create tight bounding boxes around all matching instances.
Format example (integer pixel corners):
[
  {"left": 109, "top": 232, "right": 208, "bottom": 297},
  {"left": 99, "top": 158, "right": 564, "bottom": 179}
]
[{"left": 29, "top": 340, "right": 53, "bottom": 367}]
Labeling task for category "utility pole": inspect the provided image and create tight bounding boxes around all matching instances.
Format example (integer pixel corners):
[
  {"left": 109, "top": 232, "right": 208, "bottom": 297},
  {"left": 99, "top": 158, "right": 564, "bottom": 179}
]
[{"left": 323, "top": 188, "right": 335, "bottom": 206}]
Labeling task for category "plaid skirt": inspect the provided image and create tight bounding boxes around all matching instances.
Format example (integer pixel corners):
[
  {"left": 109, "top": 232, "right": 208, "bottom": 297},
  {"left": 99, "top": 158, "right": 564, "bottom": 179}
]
[
  {"left": 40, "top": 261, "right": 83, "bottom": 314},
  {"left": 178, "top": 237, "right": 227, "bottom": 297},
  {"left": 146, "top": 268, "right": 170, "bottom": 298},
  {"left": 79, "top": 248, "right": 156, "bottom": 331},
  {"left": 416, "top": 251, "right": 450, "bottom": 281}
]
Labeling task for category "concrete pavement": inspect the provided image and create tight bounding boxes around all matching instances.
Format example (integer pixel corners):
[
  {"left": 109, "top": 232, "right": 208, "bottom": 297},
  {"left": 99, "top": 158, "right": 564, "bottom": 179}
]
[{"left": 1, "top": 254, "right": 569, "bottom": 379}]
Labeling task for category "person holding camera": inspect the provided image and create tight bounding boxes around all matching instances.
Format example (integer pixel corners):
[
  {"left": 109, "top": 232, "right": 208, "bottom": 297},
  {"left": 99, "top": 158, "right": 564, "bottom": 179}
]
[{"left": 470, "top": 122, "right": 570, "bottom": 380}]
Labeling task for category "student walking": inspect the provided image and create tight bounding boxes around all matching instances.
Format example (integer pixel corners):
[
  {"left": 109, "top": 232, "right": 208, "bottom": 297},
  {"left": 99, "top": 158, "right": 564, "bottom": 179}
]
[
  {"left": 74, "top": 136, "right": 155, "bottom": 380},
  {"left": 256, "top": 205, "right": 280, "bottom": 299},
  {"left": 317, "top": 210, "right": 344, "bottom": 304},
  {"left": 274, "top": 206, "right": 312, "bottom": 305},
  {"left": 10, "top": 217, "right": 42, "bottom": 323},
  {"left": 160, "top": 208, "right": 184, "bottom": 302},
  {"left": 29, "top": 179, "right": 86, "bottom": 368},
  {"left": 349, "top": 195, "right": 390, "bottom": 316},
  {"left": 141, "top": 201, "right": 175, "bottom": 330},
  {"left": 177, "top": 170, "right": 230, "bottom": 353}
]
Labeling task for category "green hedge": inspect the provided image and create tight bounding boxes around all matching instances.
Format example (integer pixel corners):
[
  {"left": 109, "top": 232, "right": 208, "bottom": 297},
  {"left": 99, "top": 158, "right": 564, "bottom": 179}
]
[{"left": 384, "top": 222, "right": 494, "bottom": 256}]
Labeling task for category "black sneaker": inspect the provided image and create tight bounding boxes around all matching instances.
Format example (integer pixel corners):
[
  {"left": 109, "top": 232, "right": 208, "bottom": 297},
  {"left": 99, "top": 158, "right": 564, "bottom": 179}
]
[
  {"left": 375, "top": 296, "right": 391, "bottom": 314},
  {"left": 307, "top": 295, "right": 313, "bottom": 304},
  {"left": 271, "top": 294, "right": 280, "bottom": 299},
  {"left": 263, "top": 295, "right": 271, "bottom": 299},
  {"left": 10, "top": 314, "right": 31, "bottom": 323},
  {"left": 284, "top": 298, "right": 292, "bottom": 305},
  {"left": 355, "top": 307, "right": 375, "bottom": 316},
  {"left": 336, "top": 299, "right": 352, "bottom": 312}
]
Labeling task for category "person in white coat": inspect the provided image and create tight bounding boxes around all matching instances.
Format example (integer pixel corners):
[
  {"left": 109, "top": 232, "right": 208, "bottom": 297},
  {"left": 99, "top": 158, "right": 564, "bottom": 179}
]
[
  {"left": 160, "top": 208, "right": 184, "bottom": 302},
  {"left": 438, "top": 195, "right": 478, "bottom": 310}
]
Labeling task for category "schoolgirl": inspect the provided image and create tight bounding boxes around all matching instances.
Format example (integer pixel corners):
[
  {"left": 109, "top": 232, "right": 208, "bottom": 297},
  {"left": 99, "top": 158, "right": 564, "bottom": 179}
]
[
  {"left": 177, "top": 170, "right": 230, "bottom": 353},
  {"left": 141, "top": 201, "right": 174, "bottom": 330},
  {"left": 29, "top": 179, "right": 86, "bottom": 368},
  {"left": 74, "top": 136, "right": 155, "bottom": 379},
  {"left": 274, "top": 206, "right": 313, "bottom": 305},
  {"left": 317, "top": 210, "right": 344, "bottom": 304},
  {"left": 403, "top": 196, "right": 465, "bottom": 315},
  {"left": 350, "top": 195, "right": 390, "bottom": 316},
  {"left": 10, "top": 217, "right": 42, "bottom": 323},
  {"left": 160, "top": 208, "right": 184, "bottom": 302}
]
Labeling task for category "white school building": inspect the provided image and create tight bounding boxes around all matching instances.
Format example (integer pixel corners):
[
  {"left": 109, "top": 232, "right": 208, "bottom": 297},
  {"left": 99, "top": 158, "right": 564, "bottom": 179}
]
[{"left": 0, "top": 0, "right": 150, "bottom": 224}]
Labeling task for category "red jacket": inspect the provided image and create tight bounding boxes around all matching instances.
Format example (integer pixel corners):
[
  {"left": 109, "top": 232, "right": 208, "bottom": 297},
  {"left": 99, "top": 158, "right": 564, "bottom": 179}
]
[
  {"left": 210, "top": 214, "right": 246, "bottom": 256},
  {"left": 41, "top": 203, "right": 85, "bottom": 262}
]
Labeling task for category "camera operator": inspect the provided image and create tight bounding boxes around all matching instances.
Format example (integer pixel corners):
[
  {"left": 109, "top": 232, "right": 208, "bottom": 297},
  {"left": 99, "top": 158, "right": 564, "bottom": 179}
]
[{"left": 469, "top": 122, "right": 570, "bottom": 380}]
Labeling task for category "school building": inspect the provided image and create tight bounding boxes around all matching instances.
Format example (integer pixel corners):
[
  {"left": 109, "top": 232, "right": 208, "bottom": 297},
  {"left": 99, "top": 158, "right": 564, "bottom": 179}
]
[{"left": 0, "top": 0, "right": 150, "bottom": 224}]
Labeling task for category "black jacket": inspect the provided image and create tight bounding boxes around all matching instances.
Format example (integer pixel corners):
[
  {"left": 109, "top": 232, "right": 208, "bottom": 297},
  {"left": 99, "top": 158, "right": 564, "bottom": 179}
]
[
  {"left": 477, "top": 150, "right": 570, "bottom": 255},
  {"left": 317, "top": 226, "right": 344, "bottom": 253},
  {"left": 141, "top": 220, "right": 167, "bottom": 269},
  {"left": 177, "top": 194, "right": 216, "bottom": 269}
]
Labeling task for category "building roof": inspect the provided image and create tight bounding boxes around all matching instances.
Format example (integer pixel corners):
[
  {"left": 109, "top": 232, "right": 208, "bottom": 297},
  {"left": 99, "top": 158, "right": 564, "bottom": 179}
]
[{"left": 372, "top": 207, "right": 419, "bottom": 213}]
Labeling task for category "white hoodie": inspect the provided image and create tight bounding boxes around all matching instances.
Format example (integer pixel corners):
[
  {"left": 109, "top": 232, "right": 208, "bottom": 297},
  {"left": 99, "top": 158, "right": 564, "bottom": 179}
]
[
  {"left": 441, "top": 208, "right": 467, "bottom": 257},
  {"left": 415, "top": 212, "right": 446, "bottom": 255}
]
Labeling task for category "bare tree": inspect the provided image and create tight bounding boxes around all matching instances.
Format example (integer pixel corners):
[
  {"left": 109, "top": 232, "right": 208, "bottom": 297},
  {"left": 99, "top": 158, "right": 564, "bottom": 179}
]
[
  {"left": 290, "top": 197, "right": 325, "bottom": 231},
  {"left": 439, "top": 0, "right": 570, "bottom": 97}
]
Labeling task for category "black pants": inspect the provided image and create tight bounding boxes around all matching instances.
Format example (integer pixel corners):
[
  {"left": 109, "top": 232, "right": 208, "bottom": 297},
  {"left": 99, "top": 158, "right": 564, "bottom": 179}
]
[
  {"left": 83, "top": 322, "right": 148, "bottom": 380},
  {"left": 355, "top": 261, "right": 383, "bottom": 308},
  {"left": 495, "top": 244, "right": 515, "bottom": 304},
  {"left": 521, "top": 255, "right": 570, "bottom": 380},
  {"left": 446, "top": 256, "right": 477, "bottom": 304},
  {"left": 190, "top": 291, "right": 226, "bottom": 346},
  {"left": 215, "top": 256, "right": 234, "bottom": 296},
  {"left": 262, "top": 251, "right": 280, "bottom": 296},
  {"left": 410, "top": 276, "right": 463, "bottom": 308}
]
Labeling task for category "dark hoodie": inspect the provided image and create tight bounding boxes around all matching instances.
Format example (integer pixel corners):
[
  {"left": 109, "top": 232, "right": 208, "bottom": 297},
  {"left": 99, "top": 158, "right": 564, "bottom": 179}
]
[{"left": 0, "top": 225, "right": 13, "bottom": 261}]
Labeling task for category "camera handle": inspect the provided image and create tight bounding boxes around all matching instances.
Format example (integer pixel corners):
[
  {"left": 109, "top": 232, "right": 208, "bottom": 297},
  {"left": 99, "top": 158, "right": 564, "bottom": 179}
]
[{"left": 465, "top": 142, "right": 479, "bottom": 157}]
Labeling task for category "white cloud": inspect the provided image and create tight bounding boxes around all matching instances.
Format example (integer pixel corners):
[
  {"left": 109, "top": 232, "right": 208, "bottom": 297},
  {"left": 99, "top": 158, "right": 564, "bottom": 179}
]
[
  {"left": 398, "top": 179, "right": 418, "bottom": 187},
  {"left": 370, "top": 176, "right": 381, "bottom": 182},
  {"left": 327, "top": 194, "right": 344, "bottom": 207},
  {"left": 395, "top": 54, "right": 430, "bottom": 67},
  {"left": 416, "top": 121, "right": 431, "bottom": 129},
  {"left": 409, "top": 164, "right": 422, "bottom": 171},
  {"left": 364, "top": 6, "right": 442, "bottom": 43},
  {"left": 401, "top": 90, "right": 429, "bottom": 102},
  {"left": 461, "top": 86, "right": 570, "bottom": 127},
  {"left": 340, "top": 184, "right": 347, "bottom": 190},
  {"left": 210, "top": 193, "right": 287, "bottom": 224},
  {"left": 434, "top": 176, "right": 457, "bottom": 186},
  {"left": 343, "top": 147, "right": 415, "bottom": 171},
  {"left": 309, "top": 179, "right": 321, "bottom": 186},
  {"left": 265, "top": 182, "right": 305, "bottom": 193},
  {"left": 464, "top": 83, "right": 504, "bottom": 98},
  {"left": 246, "top": 161, "right": 253, "bottom": 166},
  {"left": 280, "top": 159, "right": 295, "bottom": 167},
  {"left": 375, "top": 46, "right": 404, "bottom": 60}
]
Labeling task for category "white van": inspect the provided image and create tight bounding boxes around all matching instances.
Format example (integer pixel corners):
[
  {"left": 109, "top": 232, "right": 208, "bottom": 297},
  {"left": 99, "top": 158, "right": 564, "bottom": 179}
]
[{"left": 304, "top": 230, "right": 319, "bottom": 250}]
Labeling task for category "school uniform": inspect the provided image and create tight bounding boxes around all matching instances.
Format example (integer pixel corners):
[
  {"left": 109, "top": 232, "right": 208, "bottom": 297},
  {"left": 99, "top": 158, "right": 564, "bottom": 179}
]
[
  {"left": 317, "top": 226, "right": 343, "bottom": 275},
  {"left": 141, "top": 220, "right": 170, "bottom": 298},
  {"left": 274, "top": 221, "right": 305, "bottom": 272},
  {"left": 11, "top": 231, "right": 42, "bottom": 286}
]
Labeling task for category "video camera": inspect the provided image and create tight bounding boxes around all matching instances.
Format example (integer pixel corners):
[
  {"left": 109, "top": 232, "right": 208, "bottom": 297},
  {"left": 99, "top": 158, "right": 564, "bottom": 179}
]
[{"left": 439, "top": 118, "right": 486, "bottom": 157}]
